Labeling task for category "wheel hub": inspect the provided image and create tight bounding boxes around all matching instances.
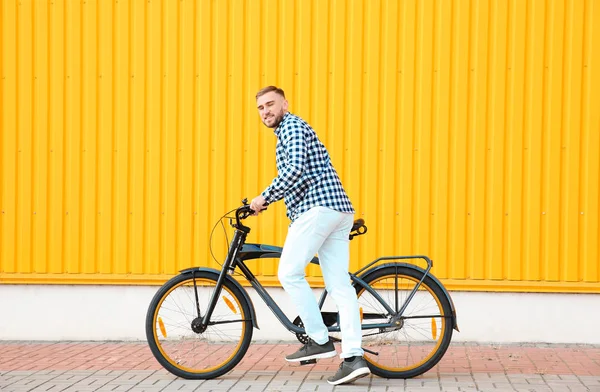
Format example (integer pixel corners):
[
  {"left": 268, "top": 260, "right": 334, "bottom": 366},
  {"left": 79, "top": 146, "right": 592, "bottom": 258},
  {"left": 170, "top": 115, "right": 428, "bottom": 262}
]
[
  {"left": 381, "top": 315, "right": 404, "bottom": 333},
  {"left": 191, "top": 317, "right": 207, "bottom": 334}
]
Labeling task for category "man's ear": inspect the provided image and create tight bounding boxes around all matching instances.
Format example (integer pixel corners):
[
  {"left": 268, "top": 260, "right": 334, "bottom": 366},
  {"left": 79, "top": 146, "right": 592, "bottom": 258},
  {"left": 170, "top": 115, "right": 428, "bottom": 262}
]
[{"left": 283, "top": 99, "right": 289, "bottom": 111}]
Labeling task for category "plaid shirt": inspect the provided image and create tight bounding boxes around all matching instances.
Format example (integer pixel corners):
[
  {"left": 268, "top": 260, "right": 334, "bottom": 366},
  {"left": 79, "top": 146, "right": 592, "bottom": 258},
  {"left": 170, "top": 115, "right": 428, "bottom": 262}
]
[{"left": 261, "top": 112, "right": 355, "bottom": 222}]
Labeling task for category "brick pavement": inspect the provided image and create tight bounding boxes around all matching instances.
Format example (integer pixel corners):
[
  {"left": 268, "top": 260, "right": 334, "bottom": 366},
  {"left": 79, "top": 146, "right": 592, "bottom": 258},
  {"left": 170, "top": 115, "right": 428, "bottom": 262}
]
[{"left": 0, "top": 341, "right": 599, "bottom": 391}]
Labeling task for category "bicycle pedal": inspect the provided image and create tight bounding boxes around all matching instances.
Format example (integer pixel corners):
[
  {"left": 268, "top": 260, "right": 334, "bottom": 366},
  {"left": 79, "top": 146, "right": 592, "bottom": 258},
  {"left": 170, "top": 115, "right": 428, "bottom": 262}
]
[{"left": 299, "top": 359, "right": 317, "bottom": 365}]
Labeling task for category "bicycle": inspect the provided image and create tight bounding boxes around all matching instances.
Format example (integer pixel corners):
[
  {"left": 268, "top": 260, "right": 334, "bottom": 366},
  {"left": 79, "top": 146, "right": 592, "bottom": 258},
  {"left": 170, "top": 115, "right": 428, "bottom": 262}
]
[{"left": 145, "top": 199, "right": 459, "bottom": 380}]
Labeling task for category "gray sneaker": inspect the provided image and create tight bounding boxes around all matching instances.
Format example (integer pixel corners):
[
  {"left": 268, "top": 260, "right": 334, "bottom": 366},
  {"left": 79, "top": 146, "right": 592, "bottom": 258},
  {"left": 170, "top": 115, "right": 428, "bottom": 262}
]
[
  {"left": 285, "top": 339, "right": 337, "bottom": 362},
  {"left": 327, "top": 356, "right": 371, "bottom": 385}
]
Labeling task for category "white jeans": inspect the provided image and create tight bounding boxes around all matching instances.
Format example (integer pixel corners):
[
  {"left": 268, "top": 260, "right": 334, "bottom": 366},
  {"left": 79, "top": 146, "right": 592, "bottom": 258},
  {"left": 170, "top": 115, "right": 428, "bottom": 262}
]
[{"left": 278, "top": 206, "right": 363, "bottom": 358}]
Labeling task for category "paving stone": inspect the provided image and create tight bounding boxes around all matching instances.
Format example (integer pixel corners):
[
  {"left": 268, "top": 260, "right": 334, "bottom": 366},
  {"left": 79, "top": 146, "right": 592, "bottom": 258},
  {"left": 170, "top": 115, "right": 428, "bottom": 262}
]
[
  {"left": 95, "top": 386, "right": 135, "bottom": 392},
  {"left": 514, "top": 386, "right": 553, "bottom": 392}
]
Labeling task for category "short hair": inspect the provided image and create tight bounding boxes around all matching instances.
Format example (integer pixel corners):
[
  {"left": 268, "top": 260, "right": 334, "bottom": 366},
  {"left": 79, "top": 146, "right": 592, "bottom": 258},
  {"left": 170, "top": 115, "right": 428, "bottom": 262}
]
[{"left": 256, "top": 86, "right": 286, "bottom": 100}]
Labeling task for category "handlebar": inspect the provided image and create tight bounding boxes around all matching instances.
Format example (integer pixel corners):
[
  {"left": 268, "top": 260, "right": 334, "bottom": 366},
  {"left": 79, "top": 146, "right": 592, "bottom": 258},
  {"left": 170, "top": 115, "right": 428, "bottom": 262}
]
[
  {"left": 233, "top": 198, "right": 268, "bottom": 231},
  {"left": 236, "top": 205, "right": 255, "bottom": 221}
]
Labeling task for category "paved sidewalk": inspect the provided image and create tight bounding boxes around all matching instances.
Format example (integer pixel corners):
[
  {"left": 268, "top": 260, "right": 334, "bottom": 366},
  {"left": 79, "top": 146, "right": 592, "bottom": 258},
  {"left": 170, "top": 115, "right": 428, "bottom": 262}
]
[{"left": 1, "top": 341, "right": 599, "bottom": 391}]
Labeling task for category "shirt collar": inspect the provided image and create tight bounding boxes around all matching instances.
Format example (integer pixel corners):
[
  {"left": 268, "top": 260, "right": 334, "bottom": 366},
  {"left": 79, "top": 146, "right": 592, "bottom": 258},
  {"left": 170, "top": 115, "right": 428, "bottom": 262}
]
[{"left": 274, "top": 112, "right": 292, "bottom": 137}]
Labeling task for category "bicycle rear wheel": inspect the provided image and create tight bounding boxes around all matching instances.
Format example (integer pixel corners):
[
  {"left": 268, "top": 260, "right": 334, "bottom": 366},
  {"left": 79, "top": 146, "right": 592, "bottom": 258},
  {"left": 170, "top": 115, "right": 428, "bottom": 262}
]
[
  {"left": 145, "top": 271, "right": 253, "bottom": 379},
  {"left": 356, "top": 264, "right": 453, "bottom": 378}
]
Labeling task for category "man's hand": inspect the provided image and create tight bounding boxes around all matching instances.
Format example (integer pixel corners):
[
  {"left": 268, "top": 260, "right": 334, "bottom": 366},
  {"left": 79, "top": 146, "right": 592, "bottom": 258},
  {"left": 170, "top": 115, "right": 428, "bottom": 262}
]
[{"left": 250, "top": 195, "right": 268, "bottom": 215}]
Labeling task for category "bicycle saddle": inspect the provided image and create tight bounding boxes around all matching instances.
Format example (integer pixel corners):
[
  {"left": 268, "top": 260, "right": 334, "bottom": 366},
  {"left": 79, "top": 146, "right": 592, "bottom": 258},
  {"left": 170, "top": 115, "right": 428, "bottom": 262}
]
[
  {"left": 349, "top": 219, "right": 367, "bottom": 240},
  {"left": 351, "top": 219, "right": 365, "bottom": 232}
]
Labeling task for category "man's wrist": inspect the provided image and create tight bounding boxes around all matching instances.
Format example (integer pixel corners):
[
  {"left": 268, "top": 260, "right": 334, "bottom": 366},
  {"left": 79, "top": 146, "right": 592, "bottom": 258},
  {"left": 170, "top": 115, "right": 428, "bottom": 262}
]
[{"left": 261, "top": 189, "right": 271, "bottom": 204}]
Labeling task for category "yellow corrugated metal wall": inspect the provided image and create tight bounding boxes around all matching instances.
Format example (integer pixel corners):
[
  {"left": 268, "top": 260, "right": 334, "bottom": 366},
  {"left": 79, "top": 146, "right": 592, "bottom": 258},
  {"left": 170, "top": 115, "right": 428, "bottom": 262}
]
[{"left": 1, "top": 0, "right": 599, "bottom": 292}]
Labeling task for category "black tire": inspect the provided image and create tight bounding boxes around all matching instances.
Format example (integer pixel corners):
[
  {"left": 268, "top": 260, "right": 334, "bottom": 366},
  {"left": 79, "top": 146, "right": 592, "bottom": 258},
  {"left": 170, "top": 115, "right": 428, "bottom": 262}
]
[
  {"left": 355, "top": 264, "right": 453, "bottom": 379},
  {"left": 145, "top": 272, "right": 253, "bottom": 379}
]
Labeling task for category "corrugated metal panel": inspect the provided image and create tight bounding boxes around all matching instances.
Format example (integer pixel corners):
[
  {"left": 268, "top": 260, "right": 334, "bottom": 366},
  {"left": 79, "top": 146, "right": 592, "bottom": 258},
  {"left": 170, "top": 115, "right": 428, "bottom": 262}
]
[{"left": 1, "top": 0, "right": 599, "bottom": 292}]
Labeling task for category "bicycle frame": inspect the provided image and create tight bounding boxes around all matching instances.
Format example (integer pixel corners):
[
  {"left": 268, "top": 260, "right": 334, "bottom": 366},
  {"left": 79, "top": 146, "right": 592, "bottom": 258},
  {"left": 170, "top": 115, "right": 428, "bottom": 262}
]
[{"left": 237, "top": 247, "right": 396, "bottom": 335}]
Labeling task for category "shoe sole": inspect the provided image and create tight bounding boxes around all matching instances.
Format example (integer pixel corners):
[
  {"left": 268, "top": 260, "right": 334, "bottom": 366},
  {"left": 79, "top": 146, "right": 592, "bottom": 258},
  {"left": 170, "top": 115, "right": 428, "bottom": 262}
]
[
  {"left": 285, "top": 350, "right": 337, "bottom": 362},
  {"left": 327, "top": 367, "right": 371, "bottom": 385}
]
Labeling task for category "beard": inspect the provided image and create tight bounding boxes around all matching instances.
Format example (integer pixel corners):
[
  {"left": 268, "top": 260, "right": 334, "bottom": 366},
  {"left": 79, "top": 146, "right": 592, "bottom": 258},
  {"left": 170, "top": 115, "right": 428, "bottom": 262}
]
[{"left": 262, "top": 108, "right": 286, "bottom": 129}]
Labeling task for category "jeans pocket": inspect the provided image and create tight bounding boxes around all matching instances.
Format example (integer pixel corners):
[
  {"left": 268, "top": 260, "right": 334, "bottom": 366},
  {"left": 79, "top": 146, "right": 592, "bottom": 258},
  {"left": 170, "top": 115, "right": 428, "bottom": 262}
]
[{"left": 313, "top": 207, "right": 348, "bottom": 238}]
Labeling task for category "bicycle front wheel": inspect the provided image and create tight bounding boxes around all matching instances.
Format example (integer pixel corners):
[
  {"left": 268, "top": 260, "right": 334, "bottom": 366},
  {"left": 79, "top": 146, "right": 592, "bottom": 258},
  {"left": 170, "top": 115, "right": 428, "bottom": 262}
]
[
  {"left": 145, "top": 271, "right": 253, "bottom": 379},
  {"left": 356, "top": 264, "right": 453, "bottom": 379}
]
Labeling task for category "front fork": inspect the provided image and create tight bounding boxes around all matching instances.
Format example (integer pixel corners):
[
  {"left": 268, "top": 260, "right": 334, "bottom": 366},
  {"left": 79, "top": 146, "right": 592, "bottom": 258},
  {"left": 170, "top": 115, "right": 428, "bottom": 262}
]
[{"left": 197, "top": 230, "right": 246, "bottom": 330}]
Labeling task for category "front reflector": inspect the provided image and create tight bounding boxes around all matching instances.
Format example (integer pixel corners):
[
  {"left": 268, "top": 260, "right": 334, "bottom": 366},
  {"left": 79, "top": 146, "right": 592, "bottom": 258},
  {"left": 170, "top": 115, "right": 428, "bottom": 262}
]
[
  {"left": 158, "top": 317, "right": 167, "bottom": 338},
  {"left": 223, "top": 296, "right": 237, "bottom": 314}
]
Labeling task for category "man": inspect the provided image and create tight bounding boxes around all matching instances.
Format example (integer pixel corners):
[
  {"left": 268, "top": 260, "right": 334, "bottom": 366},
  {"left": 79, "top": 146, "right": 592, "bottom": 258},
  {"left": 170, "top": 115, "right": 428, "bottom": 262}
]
[{"left": 249, "top": 86, "right": 370, "bottom": 386}]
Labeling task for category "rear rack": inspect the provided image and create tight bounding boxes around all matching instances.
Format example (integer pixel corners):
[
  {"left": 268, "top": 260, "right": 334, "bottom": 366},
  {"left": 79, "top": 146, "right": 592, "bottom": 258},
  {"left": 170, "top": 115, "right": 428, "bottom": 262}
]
[{"left": 353, "top": 255, "right": 433, "bottom": 277}]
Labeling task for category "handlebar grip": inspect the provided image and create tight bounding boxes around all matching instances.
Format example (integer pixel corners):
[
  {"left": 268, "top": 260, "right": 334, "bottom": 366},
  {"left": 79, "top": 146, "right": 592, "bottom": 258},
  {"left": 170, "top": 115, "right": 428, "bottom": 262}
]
[{"left": 237, "top": 201, "right": 270, "bottom": 221}]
